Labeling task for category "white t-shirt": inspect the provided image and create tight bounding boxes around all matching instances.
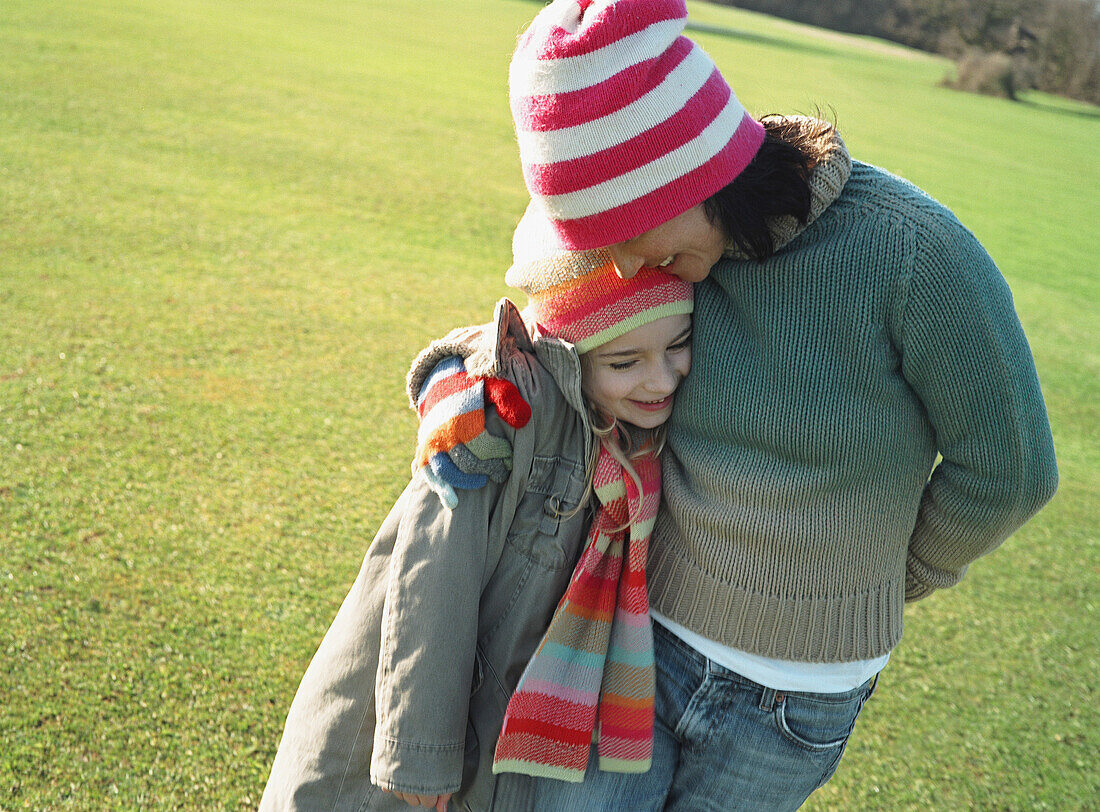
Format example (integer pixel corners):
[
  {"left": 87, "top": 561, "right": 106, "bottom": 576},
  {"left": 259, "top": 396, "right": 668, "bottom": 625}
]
[{"left": 652, "top": 610, "right": 889, "bottom": 694}]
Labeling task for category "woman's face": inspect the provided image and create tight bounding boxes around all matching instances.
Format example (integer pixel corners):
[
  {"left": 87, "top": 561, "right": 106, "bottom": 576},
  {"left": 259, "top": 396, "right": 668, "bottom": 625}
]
[
  {"left": 607, "top": 204, "right": 726, "bottom": 283},
  {"left": 582, "top": 313, "right": 692, "bottom": 430}
]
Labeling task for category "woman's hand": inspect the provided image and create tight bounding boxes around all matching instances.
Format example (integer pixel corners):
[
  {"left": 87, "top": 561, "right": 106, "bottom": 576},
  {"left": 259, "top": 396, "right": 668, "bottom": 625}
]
[
  {"left": 412, "top": 355, "right": 530, "bottom": 508},
  {"left": 382, "top": 788, "right": 453, "bottom": 811}
]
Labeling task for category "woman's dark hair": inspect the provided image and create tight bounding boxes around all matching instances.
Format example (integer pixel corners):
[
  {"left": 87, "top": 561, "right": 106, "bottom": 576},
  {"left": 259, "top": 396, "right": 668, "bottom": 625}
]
[{"left": 703, "top": 115, "right": 834, "bottom": 261}]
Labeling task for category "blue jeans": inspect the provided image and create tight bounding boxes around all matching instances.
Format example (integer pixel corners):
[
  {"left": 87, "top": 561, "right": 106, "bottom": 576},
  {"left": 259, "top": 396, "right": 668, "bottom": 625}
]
[{"left": 493, "top": 621, "right": 877, "bottom": 811}]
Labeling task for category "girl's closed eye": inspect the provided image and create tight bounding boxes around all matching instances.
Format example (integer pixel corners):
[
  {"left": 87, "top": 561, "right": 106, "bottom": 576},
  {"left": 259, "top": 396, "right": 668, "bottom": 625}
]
[{"left": 668, "top": 334, "right": 692, "bottom": 353}]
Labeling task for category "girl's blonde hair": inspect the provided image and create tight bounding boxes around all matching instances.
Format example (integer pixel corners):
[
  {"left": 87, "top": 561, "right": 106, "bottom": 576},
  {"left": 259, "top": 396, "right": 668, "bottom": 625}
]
[
  {"left": 554, "top": 354, "right": 671, "bottom": 523},
  {"left": 586, "top": 404, "right": 668, "bottom": 514}
]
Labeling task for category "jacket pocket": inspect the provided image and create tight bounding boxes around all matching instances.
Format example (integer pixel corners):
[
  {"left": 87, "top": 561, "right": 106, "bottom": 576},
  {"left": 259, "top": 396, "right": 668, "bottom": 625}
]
[
  {"left": 504, "top": 454, "right": 587, "bottom": 571},
  {"left": 458, "top": 648, "right": 506, "bottom": 811},
  {"left": 470, "top": 646, "right": 485, "bottom": 696}
]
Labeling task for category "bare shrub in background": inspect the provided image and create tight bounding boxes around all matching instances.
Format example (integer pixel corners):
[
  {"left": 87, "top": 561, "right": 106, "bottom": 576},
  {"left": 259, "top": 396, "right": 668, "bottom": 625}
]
[{"left": 943, "top": 50, "right": 1017, "bottom": 99}]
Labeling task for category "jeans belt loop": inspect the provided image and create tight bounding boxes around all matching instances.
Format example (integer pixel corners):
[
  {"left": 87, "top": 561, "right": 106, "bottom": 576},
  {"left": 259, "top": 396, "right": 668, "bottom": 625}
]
[{"left": 759, "top": 687, "right": 777, "bottom": 712}]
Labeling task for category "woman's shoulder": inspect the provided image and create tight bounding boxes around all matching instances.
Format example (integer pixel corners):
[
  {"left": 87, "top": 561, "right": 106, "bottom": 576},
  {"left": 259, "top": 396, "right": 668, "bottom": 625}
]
[{"left": 839, "top": 162, "right": 968, "bottom": 235}]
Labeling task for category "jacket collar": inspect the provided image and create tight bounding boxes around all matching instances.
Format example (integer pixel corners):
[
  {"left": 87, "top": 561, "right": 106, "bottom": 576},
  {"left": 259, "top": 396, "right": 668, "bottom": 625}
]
[
  {"left": 427, "top": 296, "right": 589, "bottom": 425},
  {"left": 478, "top": 299, "right": 590, "bottom": 420},
  {"left": 467, "top": 299, "right": 593, "bottom": 466}
]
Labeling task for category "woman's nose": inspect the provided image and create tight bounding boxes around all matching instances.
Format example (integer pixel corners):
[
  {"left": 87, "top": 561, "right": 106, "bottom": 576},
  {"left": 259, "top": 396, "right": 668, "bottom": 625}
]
[{"left": 608, "top": 244, "right": 643, "bottom": 279}]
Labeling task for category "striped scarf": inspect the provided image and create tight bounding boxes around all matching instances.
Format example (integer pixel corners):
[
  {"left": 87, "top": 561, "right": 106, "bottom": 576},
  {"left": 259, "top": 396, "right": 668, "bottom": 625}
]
[{"left": 492, "top": 437, "right": 659, "bottom": 781}]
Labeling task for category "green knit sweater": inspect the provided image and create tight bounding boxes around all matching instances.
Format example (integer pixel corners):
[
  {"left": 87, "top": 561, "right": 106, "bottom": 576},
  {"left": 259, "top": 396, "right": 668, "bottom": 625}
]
[{"left": 648, "top": 131, "right": 1058, "bottom": 662}]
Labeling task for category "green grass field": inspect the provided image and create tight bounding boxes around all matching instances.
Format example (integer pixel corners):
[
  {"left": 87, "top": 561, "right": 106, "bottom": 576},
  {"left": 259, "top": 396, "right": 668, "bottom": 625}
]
[{"left": 2, "top": 0, "right": 1097, "bottom": 808}]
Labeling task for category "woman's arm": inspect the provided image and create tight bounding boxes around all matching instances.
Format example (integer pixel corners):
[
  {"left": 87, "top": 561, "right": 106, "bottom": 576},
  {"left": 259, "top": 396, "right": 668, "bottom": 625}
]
[
  {"left": 406, "top": 302, "right": 534, "bottom": 508},
  {"left": 899, "top": 221, "right": 1058, "bottom": 599}
]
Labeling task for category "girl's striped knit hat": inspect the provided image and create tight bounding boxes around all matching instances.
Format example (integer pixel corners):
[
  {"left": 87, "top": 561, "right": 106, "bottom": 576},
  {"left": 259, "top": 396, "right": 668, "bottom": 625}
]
[
  {"left": 510, "top": 0, "right": 766, "bottom": 250},
  {"left": 506, "top": 203, "right": 693, "bottom": 355}
]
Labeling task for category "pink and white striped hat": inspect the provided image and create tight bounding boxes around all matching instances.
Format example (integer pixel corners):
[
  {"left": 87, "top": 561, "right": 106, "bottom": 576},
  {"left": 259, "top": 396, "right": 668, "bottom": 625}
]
[{"left": 510, "top": 0, "right": 766, "bottom": 251}]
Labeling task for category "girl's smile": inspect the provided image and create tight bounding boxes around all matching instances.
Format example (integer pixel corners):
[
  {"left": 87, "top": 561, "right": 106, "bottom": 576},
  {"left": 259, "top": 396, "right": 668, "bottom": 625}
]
[{"left": 630, "top": 395, "right": 675, "bottom": 413}]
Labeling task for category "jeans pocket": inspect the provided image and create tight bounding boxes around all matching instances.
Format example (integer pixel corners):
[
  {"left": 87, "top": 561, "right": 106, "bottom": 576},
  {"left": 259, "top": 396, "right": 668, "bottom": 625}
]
[{"left": 773, "top": 689, "right": 868, "bottom": 752}]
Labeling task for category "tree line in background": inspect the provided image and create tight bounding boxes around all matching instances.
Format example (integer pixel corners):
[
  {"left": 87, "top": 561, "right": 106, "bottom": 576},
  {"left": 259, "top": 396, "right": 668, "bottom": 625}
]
[{"left": 712, "top": 0, "right": 1100, "bottom": 104}]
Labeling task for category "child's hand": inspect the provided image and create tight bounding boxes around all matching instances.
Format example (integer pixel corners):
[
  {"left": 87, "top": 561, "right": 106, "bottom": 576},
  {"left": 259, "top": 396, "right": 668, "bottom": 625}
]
[{"left": 383, "top": 788, "right": 452, "bottom": 811}]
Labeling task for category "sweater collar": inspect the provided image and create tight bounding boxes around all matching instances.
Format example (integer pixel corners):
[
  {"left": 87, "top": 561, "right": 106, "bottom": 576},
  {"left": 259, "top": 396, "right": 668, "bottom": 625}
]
[{"left": 723, "top": 116, "right": 852, "bottom": 259}]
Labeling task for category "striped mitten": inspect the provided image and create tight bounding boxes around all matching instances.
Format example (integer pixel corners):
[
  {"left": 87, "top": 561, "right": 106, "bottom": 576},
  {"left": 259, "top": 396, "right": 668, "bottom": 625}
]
[{"left": 413, "top": 356, "right": 531, "bottom": 509}]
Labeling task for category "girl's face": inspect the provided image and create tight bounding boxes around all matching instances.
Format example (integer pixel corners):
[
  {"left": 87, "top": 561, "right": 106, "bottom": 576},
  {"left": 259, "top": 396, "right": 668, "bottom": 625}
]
[
  {"left": 606, "top": 204, "right": 725, "bottom": 283},
  {"left": 582, "top": 313, "right": 692, "bottom": 430}
]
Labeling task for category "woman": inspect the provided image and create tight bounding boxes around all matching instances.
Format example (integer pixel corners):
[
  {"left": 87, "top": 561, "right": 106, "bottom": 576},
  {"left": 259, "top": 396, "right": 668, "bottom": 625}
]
[{"left": 418, "top": 0, "right": 1059, "bottom": 808}]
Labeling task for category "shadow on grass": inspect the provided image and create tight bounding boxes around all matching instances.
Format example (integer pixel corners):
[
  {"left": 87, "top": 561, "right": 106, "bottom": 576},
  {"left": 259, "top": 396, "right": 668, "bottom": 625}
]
[
  {"left": 685, "top": 21, "right": 839, "bottom": 58},
  {"left": 1017, "top": 96, "right": 1100, "bottom": 121}
]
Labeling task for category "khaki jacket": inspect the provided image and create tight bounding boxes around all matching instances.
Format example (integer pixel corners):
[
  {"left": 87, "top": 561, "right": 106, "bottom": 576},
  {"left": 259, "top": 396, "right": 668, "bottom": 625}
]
[{"left": 260, "top": 300, "right": 594, "bottom": 811}]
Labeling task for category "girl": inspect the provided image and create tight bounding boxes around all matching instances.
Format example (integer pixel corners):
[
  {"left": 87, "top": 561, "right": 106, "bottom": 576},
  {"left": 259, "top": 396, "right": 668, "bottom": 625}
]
[{"left": 258, "top": 211, "right": 694, "bottom": 812}]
